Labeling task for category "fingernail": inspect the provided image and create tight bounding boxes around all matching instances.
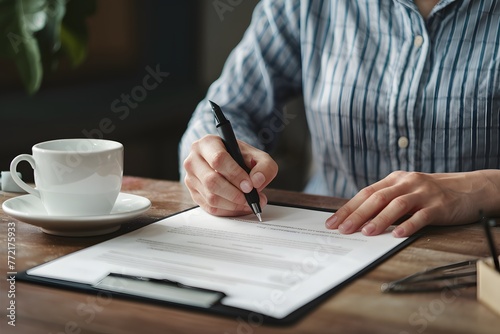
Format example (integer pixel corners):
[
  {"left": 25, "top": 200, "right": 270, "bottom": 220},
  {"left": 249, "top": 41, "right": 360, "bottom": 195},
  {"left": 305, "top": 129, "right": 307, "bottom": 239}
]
[
  {"left": 392, "top": 226, "right": 405, "bottom": 238},
  {"left": 325, "top": 215, "right": 337, "bottom": 229},
  {"left": 362, "top": 223, "right": 375, "bottom": 236},
  {"left": 240, "top": 180, "right": 252, "bottom": 193},
  {"left": 338, "top": 220, "right": 352, "bottom": 233},
  {"left": 251, "top": 172, "right": 266, "bottom": 188}
]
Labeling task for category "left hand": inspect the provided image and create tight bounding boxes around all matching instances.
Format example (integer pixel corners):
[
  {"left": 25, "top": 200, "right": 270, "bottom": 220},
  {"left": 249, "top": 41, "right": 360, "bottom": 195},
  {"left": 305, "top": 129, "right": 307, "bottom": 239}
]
[{"left": 325, "top": 170, "right": 498, "bottom": 237}]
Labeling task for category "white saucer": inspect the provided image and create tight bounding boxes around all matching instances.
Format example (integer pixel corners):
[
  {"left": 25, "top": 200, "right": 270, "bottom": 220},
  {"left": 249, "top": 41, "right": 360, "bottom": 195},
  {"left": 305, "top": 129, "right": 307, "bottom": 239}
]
[{"left": 2, "top": 192, "right": 151, "bottom": 237}]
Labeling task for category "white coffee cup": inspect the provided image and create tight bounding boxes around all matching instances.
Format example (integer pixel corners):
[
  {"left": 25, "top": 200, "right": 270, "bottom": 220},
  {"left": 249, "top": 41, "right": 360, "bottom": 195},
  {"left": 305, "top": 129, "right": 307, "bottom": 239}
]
[{"left": 10, "top": 139, "right": 124, "bottom": 216}]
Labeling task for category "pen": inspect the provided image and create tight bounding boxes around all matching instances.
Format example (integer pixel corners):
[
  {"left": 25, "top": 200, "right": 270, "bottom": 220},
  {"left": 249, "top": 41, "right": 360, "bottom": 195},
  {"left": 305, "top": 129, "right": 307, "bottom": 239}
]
[
  {"left": 483, "top": 217, "right": 500, "bottom": 272},
  {"left": 381, "top": 259, "right": 477, "bottom": 293},
  {"left": 209, "top": 100, "right": 262, "bottom": 222}
]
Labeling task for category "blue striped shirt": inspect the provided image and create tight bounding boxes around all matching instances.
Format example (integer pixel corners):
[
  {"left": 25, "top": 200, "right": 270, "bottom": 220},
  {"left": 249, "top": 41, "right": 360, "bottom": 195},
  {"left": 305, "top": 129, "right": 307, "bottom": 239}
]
[{"left": 179, "top": 0, "right": 500, "bottom": 198}]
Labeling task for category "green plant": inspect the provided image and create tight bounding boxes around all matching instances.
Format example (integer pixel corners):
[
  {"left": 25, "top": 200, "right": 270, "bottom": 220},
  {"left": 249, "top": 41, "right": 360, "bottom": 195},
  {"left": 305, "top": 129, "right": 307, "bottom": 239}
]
[{"left": 0, "top": 0, "right": 95, "bottom": 94}]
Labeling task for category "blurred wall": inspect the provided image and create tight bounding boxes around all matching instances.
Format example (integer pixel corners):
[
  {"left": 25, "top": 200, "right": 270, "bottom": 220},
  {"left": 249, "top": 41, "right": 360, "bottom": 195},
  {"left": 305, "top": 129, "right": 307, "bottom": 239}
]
[{"left": 199, "top": 0, "right": 259, "bottom": 86}]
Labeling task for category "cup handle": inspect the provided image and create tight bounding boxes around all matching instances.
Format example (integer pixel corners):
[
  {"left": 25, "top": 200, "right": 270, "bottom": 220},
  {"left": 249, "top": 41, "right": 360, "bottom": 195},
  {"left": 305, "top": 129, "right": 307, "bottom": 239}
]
[{"left": 10, "top": 154, "right": 40, "bottom": 198}]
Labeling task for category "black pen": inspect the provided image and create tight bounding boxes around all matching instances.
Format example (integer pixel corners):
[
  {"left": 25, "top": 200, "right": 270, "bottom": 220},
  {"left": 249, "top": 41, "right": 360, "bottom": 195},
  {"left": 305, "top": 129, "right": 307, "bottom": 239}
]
[
  {"left": 483, "top": 217, "right": 500, "bottom": 272},
  {"left": 209, "top": 100, "right": 262, "bottom": 222}
]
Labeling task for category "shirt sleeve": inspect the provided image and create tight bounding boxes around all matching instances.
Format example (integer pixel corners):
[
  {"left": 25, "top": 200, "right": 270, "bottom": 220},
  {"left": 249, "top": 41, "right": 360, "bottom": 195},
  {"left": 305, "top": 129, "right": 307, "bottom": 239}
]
[{"left": 178, "top": 0, "right": 303, "bottom": 180}]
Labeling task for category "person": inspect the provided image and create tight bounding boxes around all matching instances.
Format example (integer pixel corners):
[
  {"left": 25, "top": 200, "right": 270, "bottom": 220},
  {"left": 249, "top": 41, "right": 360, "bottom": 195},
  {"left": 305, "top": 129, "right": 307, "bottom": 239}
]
[{"left": 179, "top": 0, "right": 500, "bottom": 238}]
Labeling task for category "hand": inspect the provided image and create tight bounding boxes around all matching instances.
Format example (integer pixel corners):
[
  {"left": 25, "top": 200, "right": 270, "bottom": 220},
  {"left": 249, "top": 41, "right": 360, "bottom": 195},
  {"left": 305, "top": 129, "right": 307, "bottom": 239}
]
[
  {"left": 325, "top": 170, "right": 499, "bottom": 237},
  {"left": 183, "top": 134, "right": 278, "bottom": 217}
]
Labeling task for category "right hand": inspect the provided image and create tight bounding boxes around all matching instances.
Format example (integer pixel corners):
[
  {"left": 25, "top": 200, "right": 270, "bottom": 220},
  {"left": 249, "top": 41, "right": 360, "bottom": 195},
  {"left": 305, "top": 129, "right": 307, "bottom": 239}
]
[{"left": 183, "top": 134, "right": 278, "bottom": 217}]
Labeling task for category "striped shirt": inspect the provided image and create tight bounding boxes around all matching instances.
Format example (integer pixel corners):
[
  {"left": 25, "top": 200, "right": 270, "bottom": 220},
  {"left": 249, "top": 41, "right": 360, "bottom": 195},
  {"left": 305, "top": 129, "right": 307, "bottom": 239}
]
[{"left": 179, "top": 0, "right": 500, "bottom": 198}]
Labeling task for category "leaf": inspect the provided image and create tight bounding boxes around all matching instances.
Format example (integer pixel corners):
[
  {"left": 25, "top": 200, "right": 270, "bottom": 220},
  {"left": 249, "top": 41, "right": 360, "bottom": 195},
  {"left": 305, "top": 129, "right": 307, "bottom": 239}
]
[
  {"left": 59, "top": 0, "right": 96, "bottom": 67},
  {"left": 0, "top": 0, "right": 96, "bottom": 94},
  {"left": 11, "top": 30, "right": 42, "bottom": 94},
  {"left": 60, "top": 23, "right": 88, "bottom": 66},
  {"left": 21, "top": 0, "right": 47, "bottom": 32},
  {"left": 35, "top": 0, "right": 65, "bottom": 70},
  {"left": 0, "top": 0, "right": 44, "bottom": 94}
]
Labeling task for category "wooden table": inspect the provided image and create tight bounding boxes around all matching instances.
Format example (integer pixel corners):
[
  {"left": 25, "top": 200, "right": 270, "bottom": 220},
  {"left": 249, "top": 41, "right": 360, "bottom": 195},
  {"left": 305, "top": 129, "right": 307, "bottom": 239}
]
[{"left": 1, "top": 176, "right": 499, "bottom": 334}]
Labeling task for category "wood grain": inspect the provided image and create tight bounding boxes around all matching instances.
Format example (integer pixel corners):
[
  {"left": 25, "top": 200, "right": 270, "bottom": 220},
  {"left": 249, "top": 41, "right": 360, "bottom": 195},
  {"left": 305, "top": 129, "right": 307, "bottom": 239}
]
[{"left": 1, "top": 177, "right": 499, "bottom": 334}]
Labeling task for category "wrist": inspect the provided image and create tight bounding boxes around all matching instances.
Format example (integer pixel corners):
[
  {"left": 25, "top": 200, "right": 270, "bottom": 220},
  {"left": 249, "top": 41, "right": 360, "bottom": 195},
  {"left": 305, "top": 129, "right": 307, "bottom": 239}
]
[{"left": 476, "top": 169, "right": 500, "bottom": 217}]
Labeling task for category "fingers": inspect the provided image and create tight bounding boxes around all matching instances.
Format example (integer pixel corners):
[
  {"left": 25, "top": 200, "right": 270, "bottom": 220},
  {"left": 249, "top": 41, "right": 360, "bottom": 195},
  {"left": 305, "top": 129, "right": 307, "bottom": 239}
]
[
  {"left": 325, "top": 171, "right": 436, "bottom": 237},
  {"left": 183, "top": 134, "right": 276, "bottom": 217},
  {"left": 196, "top": 136, "right": 255, "bottom": 193},
  {"left": 392, "top": 208, "right": 431, "bottom": 237},
  {"left": 325, "top": 178, "right": 401, "bottom": 232},
  {"left": 238, "top": 140, "right": 278, "bottom": 191},
  {"left": 184, "top": 153, "right": 247, "bottom": 210},
  {"left": 187, "top": 178, "right": 268, "bottom": 217}
]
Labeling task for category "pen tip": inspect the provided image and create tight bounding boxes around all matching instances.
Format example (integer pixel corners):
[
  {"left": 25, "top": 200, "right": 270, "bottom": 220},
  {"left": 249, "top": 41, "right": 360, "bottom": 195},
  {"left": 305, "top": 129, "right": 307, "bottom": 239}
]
[{"left": 256, "top": 213, "right": 262, "bottom": 222}]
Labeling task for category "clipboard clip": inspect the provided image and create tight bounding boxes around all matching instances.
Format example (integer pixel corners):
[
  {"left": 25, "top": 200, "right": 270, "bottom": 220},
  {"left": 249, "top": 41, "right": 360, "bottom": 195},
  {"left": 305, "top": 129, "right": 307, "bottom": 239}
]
[
  {"left": 381, "top": 259, "right": 478, "bottom": 293},
  {"left": 93, "top": 273, "right": 226, "bottom": 308}
]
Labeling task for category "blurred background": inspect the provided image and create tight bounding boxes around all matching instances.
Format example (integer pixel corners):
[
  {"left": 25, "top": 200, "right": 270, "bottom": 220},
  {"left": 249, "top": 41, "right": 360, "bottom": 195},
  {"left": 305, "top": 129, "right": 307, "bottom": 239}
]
[{"left": 0, "top": 0, "right": 310, "bottom": 191}]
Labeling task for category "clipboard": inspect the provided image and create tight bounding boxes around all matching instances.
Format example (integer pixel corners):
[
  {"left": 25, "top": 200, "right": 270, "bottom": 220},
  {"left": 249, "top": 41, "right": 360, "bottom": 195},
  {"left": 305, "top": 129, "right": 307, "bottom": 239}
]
[{"left": 17, "top": 203, "right": 419, "bottom": 325}]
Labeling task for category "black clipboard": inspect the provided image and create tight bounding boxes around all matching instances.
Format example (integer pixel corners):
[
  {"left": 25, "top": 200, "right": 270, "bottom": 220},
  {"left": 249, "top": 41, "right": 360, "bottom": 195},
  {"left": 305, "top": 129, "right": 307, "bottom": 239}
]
[{"left": 17, "top": 203, "right": 419, "bottom": 326}]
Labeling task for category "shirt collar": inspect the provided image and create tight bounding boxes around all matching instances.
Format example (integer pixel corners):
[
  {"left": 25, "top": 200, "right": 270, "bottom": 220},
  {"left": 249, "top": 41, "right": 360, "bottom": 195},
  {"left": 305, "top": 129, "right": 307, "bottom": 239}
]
[{"left": 394, "top": 0, "right": 461, "bottom": 20}]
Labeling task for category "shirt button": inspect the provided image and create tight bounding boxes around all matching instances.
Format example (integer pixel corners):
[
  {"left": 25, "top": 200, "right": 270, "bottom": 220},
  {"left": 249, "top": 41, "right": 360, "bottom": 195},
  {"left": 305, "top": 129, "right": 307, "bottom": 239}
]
[
  {"left": 414, "top": 35, "right": 424, "bottom": 48},
  {"left": 398, "top": 136, "right": 409, "bottom": 149}
]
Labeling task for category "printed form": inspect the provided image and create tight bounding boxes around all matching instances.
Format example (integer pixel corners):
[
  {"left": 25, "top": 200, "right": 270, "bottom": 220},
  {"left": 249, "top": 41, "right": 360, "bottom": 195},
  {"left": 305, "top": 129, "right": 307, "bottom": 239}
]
[{"left": 27, "top": 205, "right": 407, "bottom": 319}]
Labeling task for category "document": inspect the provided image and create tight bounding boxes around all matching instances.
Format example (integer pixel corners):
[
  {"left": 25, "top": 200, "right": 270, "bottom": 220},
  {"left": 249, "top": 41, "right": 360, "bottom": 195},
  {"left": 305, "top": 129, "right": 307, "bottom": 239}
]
[{"left": 27, "top": 205, "right": 408, "bottom": 319}]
